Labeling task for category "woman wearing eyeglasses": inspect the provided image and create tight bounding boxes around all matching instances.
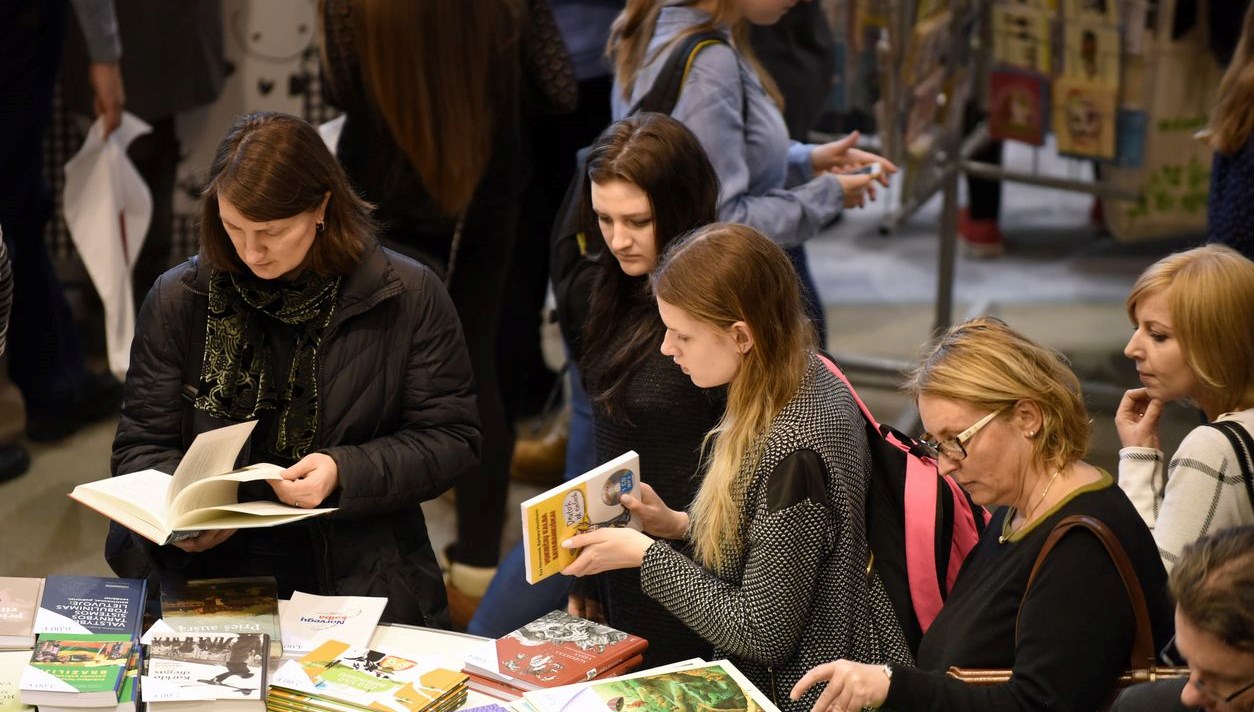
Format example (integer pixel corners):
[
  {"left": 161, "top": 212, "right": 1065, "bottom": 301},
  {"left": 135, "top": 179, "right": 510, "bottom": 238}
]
[{"left": 792, "top": 317, "right": 1174, "bottom": 712}]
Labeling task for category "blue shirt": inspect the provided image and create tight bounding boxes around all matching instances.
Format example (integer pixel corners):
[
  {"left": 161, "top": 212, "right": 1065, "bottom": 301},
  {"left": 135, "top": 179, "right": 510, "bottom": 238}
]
[
  {"left": 612, "top": 4, "right": 844, "bottom": 247},
  {"left": 552, "top": 0, "right": 623, "bottom": 81},
  {"left": 1209, "top": 141, "right": 1254, "bottom": 259}
]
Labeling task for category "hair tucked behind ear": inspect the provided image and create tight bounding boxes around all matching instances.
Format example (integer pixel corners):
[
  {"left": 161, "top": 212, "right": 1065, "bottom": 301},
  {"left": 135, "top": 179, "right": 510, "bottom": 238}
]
[{"left": 651, "top": 223, "right": 813, "bottom": 570}]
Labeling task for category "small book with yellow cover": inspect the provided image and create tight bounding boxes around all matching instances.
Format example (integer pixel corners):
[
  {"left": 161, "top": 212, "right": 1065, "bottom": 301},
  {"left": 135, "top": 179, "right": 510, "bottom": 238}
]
[
  {"left": 269, "top": 640, "right": 467, "bottom": 712},
  {"left": 520, "top": 451, "right": 642, "bottom": 584}
]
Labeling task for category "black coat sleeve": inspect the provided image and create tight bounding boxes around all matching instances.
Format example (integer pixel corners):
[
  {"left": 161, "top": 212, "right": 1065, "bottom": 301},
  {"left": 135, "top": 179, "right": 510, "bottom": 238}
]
[{"left": 883, "top": 528, "right": 1137, "bottom": 712}]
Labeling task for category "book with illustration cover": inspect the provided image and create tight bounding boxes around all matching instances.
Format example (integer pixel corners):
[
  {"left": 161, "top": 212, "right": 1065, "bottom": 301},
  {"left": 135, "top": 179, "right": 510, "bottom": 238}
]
[
  {"left": 279, "top": 591, "right": 387, "bottom": 655},
  {"left": 141, "top": 632, "right": 268, "bottom": 711},
  {"left": 463, "top": 610, "right": 647, "bottom": 694},
  {"left": 466, "top": 654, "right": 644, "bottom": 701},
  {"left": 69, "top": 420, "right": 335, "bottom": 545},
  {"left": 521, "top": 658, "right": 781, "bottom": 712},
  {"left": 160, "top": 576, "right": 282, "bottom": 659},
  {"left": 34, "top": 576, "right": 145, "bottom": 639},
  {"left": 0, "top": 579, "right": 43, "bottom": 650},
  {"left": 270, "top": 639, "right": 468, "bottom": 712},
  {"left": 19, "top": 634, "right": 133, "bottom": 707},
  {"left": 520, "top": 451, "right": 642, "bottom": 584}
]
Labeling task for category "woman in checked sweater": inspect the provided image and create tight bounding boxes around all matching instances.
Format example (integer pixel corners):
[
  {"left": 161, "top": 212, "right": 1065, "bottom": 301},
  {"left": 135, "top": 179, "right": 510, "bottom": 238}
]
[{"left": 561, "top": 223, "right": 911, "bottom": 711}]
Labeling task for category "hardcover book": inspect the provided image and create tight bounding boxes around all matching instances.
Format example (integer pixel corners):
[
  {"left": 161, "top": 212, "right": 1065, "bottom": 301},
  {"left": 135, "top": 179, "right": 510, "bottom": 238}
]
[
  {"left": 465, "top": 655, "right": 644, "bottom": 701},
  {"left": 270, "top": 639, "right": 468, "bottom": 712},
  {"left": 521, "top": 659, "right": 781, "bottom": 712},
  {"left": 19, "top": 634, "right": 133, "bottom": 707},
  {"left": 38, "top": 646, "right": 143, "bottom": 712},
  {"left": 0, "top": 578, "right": 43, "bottom": 649},
  {"left": 160, "top": 576, "right": 282, "bottom": 659},
  {"left": 463, "top": 611, "right": 648, "bottom": 692},
  {"left": 34, "top": 576, "right": 146, "bottom": 638},
  {"left": 68, "top": 420, "right": 335, "bottom": 545},
  {"left": 279, "top": 591, "right": 387, "bottom": 655},
  {"left": 516, "top": 656, "right": 772, "bottom": 712},
  {"left": 520, "top": 451, "right": 642, "bottom": 584},
  {"left": 141, "top": 632, "right": 268, "bottom": 711}
]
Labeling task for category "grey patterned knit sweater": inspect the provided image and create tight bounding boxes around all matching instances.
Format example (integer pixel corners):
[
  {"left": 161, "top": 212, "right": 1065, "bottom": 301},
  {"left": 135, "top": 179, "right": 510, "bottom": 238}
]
[{"left": 639, "top": 353, "right": 912, "bottom": 711}]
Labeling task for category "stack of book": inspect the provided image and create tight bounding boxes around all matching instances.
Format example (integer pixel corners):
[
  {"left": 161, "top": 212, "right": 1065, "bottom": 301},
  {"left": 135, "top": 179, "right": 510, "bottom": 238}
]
[
  {"left": 277, "top": 591, "right": 388, "bottom": 655},
  {"left": 141, "top": 632, "right": 268, "bottom": 711},
  {"left": 517, "top": 658, "right": 781, "bottom": 712},
  {"left": 461, "top": 610, "right": 648, "bottom": 700},
  {"left": 268, "top": 639, "right": 468, "bottom": 712},
  {"left": 0, "top": 577, "right": 43, "bottom": 650},
  {"left": 18, "top": 575, "right": 147, "bottom": 711}
]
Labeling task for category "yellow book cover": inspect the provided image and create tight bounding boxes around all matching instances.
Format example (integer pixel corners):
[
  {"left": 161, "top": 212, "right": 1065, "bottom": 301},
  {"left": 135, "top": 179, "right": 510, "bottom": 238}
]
[{"left": 520, "top": 452, "right": 642, "bottom": 584}]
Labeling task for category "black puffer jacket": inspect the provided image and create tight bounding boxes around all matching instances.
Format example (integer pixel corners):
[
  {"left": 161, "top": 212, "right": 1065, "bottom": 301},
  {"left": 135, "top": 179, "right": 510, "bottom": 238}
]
[{"left": 110, "top": 239, "right": 481, "bottom": 628}]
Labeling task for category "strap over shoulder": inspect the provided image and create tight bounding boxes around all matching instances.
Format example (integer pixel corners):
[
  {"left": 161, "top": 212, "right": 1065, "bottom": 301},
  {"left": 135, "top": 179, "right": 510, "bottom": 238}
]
[{"left": 632, "top": 29, "right": 730, "bottom": 116}]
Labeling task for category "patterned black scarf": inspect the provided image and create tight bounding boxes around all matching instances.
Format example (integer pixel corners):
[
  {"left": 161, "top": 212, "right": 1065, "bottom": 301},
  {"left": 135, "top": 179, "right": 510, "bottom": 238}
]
[{"left": 195, "top": 269, "right": 342, "bottom": 460}]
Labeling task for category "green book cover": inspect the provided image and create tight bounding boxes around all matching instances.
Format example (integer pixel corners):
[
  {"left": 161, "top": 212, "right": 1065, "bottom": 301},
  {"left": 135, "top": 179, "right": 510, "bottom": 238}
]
[{"left": 21, "top": 634, "right": 132, "bottom": 696}]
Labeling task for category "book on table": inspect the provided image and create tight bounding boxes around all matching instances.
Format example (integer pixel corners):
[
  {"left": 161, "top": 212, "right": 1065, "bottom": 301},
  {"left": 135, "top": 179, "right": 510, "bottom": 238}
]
[
  {"left": 160, "top": 576, "right": 283, "bottom": 660},
  {"left": 0, "top": 649, "right": 34, "bottom": 712},
  {"left": 37, "top": 645, "right": 142, "bottom": 712},
  {"left": 67, "top": 420, "right": 336, "bottom": 545},
  {"left": 518, "top": 658, "right": 782, "bottom": 712},
  {"left": 462, "top": 610, "right": 647, "bottom": 699},
  {"left": 34, "top": 576, "right": 146, "bottom": 639},
  {"left": 19, "top": 633, "right": 134, "bottom": 708},
  {"left": 520, "top": 451, "right": 642, "bottom": 584},
  {"left": 278, "top": 591, "right": 387, "bottom": 655},
  {"left": 269, "top": 639, "right": 468, "bottom": 712},
  {"left": 0, "top": 578, "right": 44, "bottom": 649},
  {"left": 141, "top": 632, "right": 268, "bottom": 711}
]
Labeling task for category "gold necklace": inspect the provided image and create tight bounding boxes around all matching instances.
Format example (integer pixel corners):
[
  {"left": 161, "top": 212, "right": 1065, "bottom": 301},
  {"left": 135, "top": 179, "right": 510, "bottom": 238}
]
[{"left": 999, "top": 469, "right": 1062, "bottom": 544}]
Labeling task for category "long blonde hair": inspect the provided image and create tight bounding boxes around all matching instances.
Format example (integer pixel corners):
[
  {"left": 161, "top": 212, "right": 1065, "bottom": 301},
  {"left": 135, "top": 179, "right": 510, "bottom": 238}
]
[
  {"left": 651, "top": 223, "right": 813, "bottom": 570},
  {"left": 1205, "top": 2, "right": 1254, "bottom": 155},
  {"left": 325, "top": 0, "right": 522, "bottom": 217},
  {"left": 1126, "top": 244, "right": 1254, "bottom": 414},
  {"left": 608, "top": 0, "right": 783, "bottom": 107}
]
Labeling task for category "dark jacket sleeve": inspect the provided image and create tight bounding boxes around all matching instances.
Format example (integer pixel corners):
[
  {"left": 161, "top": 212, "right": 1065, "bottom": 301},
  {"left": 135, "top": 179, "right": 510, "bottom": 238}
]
[
  {"left": 111, "top": 269, "right": 194, "bottom": 478},
  {"left": 321, "top": 270, "right": 481, "bottom": 517},
  {"left": 884, "top": 528, "right": 1137, "bottom": 712}
]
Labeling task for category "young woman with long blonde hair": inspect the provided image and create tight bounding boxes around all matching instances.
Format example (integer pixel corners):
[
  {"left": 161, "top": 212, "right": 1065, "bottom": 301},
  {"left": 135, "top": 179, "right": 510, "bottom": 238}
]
[{"left": 562, "top": 223, "right": 910, "bottom": 711}]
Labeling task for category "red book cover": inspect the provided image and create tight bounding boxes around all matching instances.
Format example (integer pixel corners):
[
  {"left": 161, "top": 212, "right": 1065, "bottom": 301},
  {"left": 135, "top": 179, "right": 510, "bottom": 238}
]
[
  {"left": 466, "top": 654, "right": 647, "bottom": 701},
  {"left": 463, "top": 611, "right": 647, "bottom": 691}
]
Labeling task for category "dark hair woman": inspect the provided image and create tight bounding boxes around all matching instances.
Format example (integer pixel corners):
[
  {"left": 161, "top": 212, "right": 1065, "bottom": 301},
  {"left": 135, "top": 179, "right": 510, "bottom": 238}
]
[{"left": 110, "top": 112, "right": 481, "bottom": 627}]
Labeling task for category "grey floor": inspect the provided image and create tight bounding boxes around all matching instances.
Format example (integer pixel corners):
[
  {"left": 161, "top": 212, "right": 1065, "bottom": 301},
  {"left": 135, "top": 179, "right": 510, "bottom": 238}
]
[{"left": 0, "top": 141, "right": 1205, "bottom": 580}]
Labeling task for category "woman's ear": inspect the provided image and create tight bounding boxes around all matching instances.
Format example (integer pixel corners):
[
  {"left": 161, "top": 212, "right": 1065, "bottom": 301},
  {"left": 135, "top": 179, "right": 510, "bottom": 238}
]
[
  {"left": 730, "top": 321, "right": 755, "bottom": 355},
  {"left": 1013, "top": 399, "right": 1044, "bottom": 438},
  {"left": 318, "top": 191, "right": 331, "bottom": 221}
]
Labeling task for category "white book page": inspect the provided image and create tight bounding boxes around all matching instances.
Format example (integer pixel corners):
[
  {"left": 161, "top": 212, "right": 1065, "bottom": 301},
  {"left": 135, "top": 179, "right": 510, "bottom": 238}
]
[
  {"left": 168, "top": 463, "right": 285, "bottom": 519},
  {"left": 171, "top": 501, "right": 334, "bottom": 531},
  {"left": 70, "top": 469, "right": 174, "bottom": 534},
  {"left": 167, "top": 421, "right": 257, "bottom": 510}
]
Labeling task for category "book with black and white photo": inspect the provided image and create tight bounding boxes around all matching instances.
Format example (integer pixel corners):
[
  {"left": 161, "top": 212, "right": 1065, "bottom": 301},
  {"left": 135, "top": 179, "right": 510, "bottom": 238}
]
[{"left": 141, "top": 632, "right": 268, "bottom": 711}]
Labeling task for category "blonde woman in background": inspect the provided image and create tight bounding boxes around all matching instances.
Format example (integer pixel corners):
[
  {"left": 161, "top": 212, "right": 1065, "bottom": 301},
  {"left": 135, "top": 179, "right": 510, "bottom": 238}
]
[
  {"left": 1116, "top": 244, "right": 1254, "bottom": 571},
  {"left": 561, "top": 223, "right": 911, "bottom": 712}
]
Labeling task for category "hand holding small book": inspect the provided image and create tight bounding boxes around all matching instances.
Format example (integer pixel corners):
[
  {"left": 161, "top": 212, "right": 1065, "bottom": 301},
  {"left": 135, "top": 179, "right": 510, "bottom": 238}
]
[
  {"left": 560, "top": 483, "right": 687, "bottom": 576},
  {"left": 618, "top": 482, "right": 688, "bottom": 540}
]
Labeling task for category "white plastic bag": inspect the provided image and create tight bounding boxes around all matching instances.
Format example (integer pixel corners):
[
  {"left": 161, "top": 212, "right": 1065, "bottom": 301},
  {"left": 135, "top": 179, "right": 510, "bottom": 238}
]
[{"left": 63, "top": 112, "right": 153, "bottom": 380}]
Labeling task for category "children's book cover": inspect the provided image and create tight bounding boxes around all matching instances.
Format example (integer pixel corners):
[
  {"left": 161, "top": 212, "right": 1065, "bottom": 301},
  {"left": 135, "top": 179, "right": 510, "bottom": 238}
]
[
  {"left": 523, "top": 659, "right": 781, "bottom": 712},
  {"left": 988, "top": 67, "right": 1049, "bottom": 145},
  {"left": 520, "top": 451, "right": 642, "bottom": 584},
  {"left": 34, "top": 576, "right": 146, "bottom": 638},
  {"left": 271, "top": 639, "right": 467, "bottom": 712}
]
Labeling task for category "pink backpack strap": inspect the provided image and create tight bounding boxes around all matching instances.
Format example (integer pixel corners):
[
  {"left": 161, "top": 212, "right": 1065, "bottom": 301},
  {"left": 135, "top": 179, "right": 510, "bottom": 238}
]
[
  {"left": 940, "top": 474, "right": 986, "bottom": 593},
  {"left": 817, "top": 353, "right": 946, "bottom": 631}
]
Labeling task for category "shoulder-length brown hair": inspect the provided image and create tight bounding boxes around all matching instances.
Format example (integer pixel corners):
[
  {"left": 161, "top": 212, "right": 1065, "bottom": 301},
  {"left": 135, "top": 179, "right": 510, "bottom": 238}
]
[
  {"left": 580, "top": 113, "right": 720, "bottom": 418},
  {"left": 324, "top": 0, "right": 523, "bottom": 218},
  {"left": 199, "top": 112, "right": 374, "bottom": 277},
  {"left": 1205, "top": 2, "right": 1254, "bottom": 155}
]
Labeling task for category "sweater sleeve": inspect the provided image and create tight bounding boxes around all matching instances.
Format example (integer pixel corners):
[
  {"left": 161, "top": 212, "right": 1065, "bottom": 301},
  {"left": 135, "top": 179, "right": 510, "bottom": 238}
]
[
  {"left": 883, "top": 528, "right": 1136, "bottom": 712},
  {"left": 1116, "top": 446, "right": 1164, "bottom": 530},
  {"left": 1127, "top": 424, "right": 1252, "bottom": 572},
  {"left": 669, "top": 45, "right": 844, "bottom": 248},
  {"left": 69, "top": 0, "right": 121, "bottom": 62},
  {"left": 639, "top": 450, "right": 831, "bottom": 666}
]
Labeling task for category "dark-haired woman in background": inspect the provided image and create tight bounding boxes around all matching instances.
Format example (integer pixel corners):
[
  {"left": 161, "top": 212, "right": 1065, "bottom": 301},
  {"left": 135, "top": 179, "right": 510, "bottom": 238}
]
[
  {"left": 318, "top": 0, "right": 575, "bottom": 624},
  {"left": 111, "top": 112, "right": 480, "bottom": 627}
]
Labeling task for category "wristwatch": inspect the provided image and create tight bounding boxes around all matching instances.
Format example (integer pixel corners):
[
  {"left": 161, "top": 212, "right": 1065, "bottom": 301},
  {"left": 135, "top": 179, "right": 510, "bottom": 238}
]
[{"left": 881, "top": 663, "right": 894, "bottom": 681}]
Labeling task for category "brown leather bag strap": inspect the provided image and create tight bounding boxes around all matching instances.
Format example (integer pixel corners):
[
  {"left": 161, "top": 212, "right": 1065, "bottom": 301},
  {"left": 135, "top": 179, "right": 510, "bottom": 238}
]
[{"left": 1015, "top": 514, "right": 1156, "bottom": 670}]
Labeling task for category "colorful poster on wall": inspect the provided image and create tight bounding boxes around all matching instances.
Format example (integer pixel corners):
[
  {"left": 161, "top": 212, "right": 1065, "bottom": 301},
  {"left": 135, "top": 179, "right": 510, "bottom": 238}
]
[
  {"left": 1052, "top": 77, "right": 1118, "bottom": 159},
  {"left": 988, "top": 68, "right": 1049, "bottom": 145}
]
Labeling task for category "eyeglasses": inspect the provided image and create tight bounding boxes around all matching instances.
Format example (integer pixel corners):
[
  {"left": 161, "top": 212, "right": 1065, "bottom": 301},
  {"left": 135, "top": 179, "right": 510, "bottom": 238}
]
[
  {"left": 1192, "top": 676, "right": 1254, "bottom": 705},
  {"left": 919, "top": 407, "right": 1006, "bottom": 462}
]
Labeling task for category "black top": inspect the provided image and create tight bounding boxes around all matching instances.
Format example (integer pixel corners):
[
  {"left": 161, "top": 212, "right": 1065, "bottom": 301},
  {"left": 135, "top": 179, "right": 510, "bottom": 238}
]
[
  {"left": 588, "top": 348, "right": 724, "bottom": 667},
  {"left": 885, "top": 474, "right": 1174, "bottom": 712}
]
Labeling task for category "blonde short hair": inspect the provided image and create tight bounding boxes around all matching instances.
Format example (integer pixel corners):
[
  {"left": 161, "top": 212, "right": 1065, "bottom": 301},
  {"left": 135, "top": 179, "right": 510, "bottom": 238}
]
[
  {"left": 1126, "top": 244, "right": 1254, "bottom": 414},
  {"left": 904, "top": 317, "right": 1090, "bottom": 475}
]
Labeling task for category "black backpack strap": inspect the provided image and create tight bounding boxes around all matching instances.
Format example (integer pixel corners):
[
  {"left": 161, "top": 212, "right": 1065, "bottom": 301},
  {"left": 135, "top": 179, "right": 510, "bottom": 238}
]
[
  {"left": 631, "top": 29, "right": 730, "bottom": 116},
  {"left": 1207, "top": 420, "right": 1254, "bottom": 513}
]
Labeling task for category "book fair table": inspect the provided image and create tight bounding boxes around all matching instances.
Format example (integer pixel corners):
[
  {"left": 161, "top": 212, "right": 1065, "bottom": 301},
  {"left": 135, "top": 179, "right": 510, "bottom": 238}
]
[{"left": 365, "top": 623, "right": 498, "bottom": 708}]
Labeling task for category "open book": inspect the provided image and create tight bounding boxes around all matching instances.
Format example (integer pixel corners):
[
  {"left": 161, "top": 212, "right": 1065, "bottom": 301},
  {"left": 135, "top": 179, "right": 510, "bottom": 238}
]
[
  {"left": 69, "top": 421, "right": 335, "bottom": 546},
  {"left": 520, "top": 451, "right": 642, "bottom": 584}
]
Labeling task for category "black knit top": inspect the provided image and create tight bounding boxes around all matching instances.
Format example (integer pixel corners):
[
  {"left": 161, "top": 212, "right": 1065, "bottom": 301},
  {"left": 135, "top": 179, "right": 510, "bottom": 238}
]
[{"left": 587, "top": 348, "right": 725, "bottom": 668}]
